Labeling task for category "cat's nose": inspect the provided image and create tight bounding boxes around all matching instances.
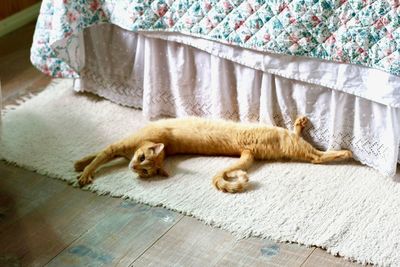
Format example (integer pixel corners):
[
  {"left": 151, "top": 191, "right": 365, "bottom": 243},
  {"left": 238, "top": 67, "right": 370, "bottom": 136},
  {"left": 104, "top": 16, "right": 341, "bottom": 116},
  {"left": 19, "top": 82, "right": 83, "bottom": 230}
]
[{"left": 133, "top": 165, "right": 139, "bottom": 170}]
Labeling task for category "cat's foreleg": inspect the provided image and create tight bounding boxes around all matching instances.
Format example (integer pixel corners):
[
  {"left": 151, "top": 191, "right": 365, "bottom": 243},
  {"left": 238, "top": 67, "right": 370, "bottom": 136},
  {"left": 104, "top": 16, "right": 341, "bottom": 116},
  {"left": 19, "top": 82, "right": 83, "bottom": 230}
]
[
  {"left": 74, "top": 153, "right": 98, "bottom": 172},
  {"left": 77, "top": 145, "right": 125, "bottom": 186},
  {"left": 212, "top": 149, "right": 254, "bottom": 193},
  {"left": 294, "top": 116, "right": 308, "bottom": 137}
]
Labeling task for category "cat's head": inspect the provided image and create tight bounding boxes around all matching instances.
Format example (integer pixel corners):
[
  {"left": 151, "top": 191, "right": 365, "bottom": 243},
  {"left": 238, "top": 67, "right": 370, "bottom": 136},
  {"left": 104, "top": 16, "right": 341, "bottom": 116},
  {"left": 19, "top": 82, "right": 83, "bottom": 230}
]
[{"left": 129, "top": 142, "right": 168, "bottom": 178}]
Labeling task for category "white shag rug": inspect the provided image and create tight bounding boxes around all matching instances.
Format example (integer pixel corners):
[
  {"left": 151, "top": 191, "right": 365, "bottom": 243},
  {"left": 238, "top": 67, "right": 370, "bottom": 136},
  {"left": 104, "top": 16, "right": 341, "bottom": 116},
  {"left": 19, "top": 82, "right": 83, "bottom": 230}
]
[{"left": 1, "top": 80, "right": 400, "bottom": 266}]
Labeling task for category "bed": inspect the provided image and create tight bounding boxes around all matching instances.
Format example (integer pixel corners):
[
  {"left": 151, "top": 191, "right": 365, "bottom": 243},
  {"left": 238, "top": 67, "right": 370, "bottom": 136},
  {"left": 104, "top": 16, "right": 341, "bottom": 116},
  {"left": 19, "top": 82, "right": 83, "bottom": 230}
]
[{"left": 31, "top": 0, "right": 400, "bottom": 177}]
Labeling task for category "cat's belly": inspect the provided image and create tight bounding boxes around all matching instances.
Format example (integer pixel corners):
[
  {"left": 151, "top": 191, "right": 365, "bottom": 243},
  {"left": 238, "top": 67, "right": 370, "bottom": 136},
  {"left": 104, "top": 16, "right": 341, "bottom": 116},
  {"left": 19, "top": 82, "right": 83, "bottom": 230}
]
[
  {"left": 162, "top": 125, "right": 297, "bottom": 159},
  {"left": 166, "top": 141, "right": 240, "bottom": 157},
  {"left": 239, "top": 130, "right": 300, "bottom": 160}
]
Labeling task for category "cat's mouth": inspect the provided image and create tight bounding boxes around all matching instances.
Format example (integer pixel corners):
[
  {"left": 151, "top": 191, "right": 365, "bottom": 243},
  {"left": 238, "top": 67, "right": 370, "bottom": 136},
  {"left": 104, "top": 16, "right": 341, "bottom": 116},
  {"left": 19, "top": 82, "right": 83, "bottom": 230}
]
[{"left": 131, "top": 168, "right": 152, "bottom": 178}]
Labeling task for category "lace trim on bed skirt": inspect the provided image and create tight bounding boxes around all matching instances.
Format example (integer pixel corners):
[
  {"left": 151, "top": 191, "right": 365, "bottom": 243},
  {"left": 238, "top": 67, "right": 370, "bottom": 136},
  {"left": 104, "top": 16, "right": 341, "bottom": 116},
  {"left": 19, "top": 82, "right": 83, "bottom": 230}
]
[{"left": 75, "top": 69, "right": 143, "bottom": 109}]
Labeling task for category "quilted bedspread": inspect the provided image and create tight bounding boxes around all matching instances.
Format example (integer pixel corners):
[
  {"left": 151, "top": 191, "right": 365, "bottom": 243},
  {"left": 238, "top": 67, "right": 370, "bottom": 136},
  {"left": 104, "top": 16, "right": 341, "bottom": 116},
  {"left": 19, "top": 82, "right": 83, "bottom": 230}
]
[{"left": 31, "top": 0, "right": 400, "bottom": 78}]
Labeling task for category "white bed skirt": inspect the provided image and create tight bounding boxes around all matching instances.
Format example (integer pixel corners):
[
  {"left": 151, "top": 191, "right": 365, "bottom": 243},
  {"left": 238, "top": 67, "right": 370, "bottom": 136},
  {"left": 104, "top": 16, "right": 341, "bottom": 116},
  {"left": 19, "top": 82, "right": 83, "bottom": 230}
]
[{"left": 74, "top": 25, "right": 400, "bottom": 176}]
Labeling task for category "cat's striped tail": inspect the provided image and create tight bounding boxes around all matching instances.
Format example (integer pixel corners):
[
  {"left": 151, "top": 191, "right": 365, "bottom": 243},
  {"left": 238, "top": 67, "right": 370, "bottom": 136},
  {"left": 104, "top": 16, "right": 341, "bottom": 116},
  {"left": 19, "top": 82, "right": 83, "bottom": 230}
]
[{"left": 212, "top": 170, "right": 249, "bottom": 193}]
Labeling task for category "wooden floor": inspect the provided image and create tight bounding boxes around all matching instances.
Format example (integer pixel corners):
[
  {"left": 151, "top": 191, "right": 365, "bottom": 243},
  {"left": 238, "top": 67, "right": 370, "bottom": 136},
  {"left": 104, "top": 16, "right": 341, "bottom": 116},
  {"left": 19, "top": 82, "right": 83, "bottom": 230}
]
[{"left": 0, "top": 22, "right": 363, "bottom": 267}]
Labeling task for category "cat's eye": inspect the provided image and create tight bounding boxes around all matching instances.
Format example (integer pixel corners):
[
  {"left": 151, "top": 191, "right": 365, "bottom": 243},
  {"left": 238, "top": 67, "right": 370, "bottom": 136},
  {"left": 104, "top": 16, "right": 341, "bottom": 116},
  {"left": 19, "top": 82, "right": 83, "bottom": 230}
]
[{"left": 139, "top": 154, "right": 145, "bottom": 162}]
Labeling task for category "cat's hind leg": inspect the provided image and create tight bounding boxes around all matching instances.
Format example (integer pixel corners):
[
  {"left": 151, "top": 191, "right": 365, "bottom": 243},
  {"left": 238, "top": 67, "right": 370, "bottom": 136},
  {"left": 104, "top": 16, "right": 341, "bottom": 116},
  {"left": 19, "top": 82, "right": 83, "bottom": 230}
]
[
  {"left": 294, "top": 116, "right": 308, "bottom": 137},
  {"left": 311, "top": 150, "right": 352, "bottom": 164},
  {"left": 212, "top": 149, "right": 254, "bottom": 193}
]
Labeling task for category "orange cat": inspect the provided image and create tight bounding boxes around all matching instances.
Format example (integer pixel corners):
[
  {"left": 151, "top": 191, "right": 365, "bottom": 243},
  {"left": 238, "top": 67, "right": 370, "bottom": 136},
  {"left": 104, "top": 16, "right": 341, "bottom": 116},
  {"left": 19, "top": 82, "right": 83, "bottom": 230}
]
[{"left": 75, "top": 116, "right": 352, "bottom": 193}]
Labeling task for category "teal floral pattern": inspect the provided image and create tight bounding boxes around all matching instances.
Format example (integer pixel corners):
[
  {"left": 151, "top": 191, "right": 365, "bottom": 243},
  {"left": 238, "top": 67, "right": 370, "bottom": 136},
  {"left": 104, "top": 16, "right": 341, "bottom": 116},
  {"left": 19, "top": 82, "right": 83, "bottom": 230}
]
[{"left": 31, "top": 0, "right": 400, "bottom": 78}]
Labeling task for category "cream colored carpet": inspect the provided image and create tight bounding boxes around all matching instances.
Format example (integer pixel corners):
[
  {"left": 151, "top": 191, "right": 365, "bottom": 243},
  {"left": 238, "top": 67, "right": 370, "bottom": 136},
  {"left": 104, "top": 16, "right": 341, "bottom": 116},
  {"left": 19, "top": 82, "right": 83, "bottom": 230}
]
[{"left": 1, "top": 80, "right": 400, "bottom": 266}]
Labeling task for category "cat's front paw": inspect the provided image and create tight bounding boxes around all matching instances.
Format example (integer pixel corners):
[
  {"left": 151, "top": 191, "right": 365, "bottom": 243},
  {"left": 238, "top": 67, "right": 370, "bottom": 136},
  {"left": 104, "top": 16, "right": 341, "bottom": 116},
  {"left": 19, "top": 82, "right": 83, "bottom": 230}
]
[{"left": 77, "top": 172, "right": 93, "bottom": 187}]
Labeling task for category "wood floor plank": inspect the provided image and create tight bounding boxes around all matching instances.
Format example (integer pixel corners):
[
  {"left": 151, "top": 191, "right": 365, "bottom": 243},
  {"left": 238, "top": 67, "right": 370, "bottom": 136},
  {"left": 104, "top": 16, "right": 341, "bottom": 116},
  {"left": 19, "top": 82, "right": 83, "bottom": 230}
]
[
  {"left": 130, "top": 216, "right": 236, "bottom": 267},
  {"left": 0, "top": 171, "right": 123, "bottom": 267},
  {"left": 301, "top": 248, "right": 367, "bottom": 267},
  {"left": 0, "top": 162, "right": 66, "bottom": 233},
  {"left": 131, "top": 216, "right": 313, "bottom": 267},
  {"left": 216, "top": 238, "right": 314, "bottom": 267},
  {"left": 46, "top": 201, "right": 182, "bottom": 267}
]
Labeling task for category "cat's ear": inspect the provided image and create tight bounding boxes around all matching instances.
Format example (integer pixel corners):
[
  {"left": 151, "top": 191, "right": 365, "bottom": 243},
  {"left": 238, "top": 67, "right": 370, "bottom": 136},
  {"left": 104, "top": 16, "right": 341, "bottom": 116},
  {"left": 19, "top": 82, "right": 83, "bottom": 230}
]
[
  {"left": 150, "top": 143, "right": 164, "bottom": 156},
  {"left": 157, "top": 168, "right": 169, "bottom": 177}
]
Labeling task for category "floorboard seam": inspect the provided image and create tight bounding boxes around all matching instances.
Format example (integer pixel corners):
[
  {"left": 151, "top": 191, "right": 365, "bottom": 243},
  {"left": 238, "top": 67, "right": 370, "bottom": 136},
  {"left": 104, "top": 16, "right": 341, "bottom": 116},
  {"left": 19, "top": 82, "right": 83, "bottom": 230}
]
[
  {"left": 42, "top": 231, "right": 90, "bottom": 266},
  {"left": 125, "top": 215, "right": 185, "bottom": 266},
  {"left": 299, "top": 247, "right": 316, "bottom": 267},
  {"left": 40, "top": 194, "right": 112, "bottom": 266}
]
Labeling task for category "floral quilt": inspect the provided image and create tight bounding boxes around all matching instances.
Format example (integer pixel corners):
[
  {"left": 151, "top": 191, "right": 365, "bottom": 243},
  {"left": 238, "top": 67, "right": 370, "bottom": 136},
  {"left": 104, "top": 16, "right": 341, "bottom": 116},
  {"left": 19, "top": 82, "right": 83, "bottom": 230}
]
[{"left": 31, "top": 0, "right": 400, "bottom": 78}]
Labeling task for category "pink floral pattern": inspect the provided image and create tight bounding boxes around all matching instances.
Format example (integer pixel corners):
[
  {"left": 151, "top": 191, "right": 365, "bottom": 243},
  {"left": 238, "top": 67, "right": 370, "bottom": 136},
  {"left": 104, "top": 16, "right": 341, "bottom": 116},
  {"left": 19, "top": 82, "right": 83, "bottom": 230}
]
[{"left": 31, "top": 0, "right": 400, "bottom": 78}]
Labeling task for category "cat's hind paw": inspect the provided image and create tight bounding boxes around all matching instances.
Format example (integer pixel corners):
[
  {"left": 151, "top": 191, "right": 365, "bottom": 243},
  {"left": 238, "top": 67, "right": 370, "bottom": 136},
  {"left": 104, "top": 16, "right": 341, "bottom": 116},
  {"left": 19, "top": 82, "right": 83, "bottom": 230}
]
[
  {"left": 294, "top": 116, "right": 309, "bottom": 136},
  {"left": 294, "top": 116, "right": 309, "bottom": 128},
  {"left": 344, "top": 150, "right": 353, "bottom": 158}
]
